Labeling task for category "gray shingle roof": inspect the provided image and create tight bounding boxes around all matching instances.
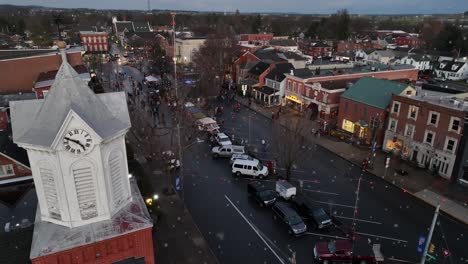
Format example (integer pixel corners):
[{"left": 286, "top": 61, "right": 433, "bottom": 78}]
[
  {"left": 115, "top": 21, "right": 134, "bottom": 33},
  {"left": 265, "top": 63, "right": 294, "bottom": 82},
  {"left": 10, "top": 54, "right": 130, "bottom": 148},
  {"left": 248, "top": 61, "right": 270, "bottom": 76}
]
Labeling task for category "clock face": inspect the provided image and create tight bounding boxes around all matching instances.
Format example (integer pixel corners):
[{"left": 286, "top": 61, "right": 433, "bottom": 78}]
[{"left": 63, "top": 129, "right": 94, "bottom": 155}]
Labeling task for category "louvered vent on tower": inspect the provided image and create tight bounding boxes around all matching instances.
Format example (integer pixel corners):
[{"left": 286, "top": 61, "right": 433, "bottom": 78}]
[
  {"left": 109, "top": 151, "right": 124, "bottom": 207},
  {"left": 39, "top": 166, "right": 61, "bottom": 220},
  {"left": 72, "top": 162, "right": 98, "bottom": 220}
]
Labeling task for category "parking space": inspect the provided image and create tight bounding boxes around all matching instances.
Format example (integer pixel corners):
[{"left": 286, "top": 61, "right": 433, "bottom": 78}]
[{"left": 181, "top": 103, "right": 468, "bottom": 264}]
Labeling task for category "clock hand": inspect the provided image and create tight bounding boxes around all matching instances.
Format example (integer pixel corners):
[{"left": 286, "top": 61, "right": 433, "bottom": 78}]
[{"left": 64, "top": 137, "right": 86, "bottom": 150}]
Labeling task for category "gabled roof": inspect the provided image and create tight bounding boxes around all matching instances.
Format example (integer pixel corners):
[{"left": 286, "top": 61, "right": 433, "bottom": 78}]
[
  {"left": 115, "top": 21, "right": 134, "bottom": 33},
  {"left": 0, "top": 131, "right": 30, "bottom": 168},
  {"left": 10, "top": 52, "right": 130, "bottom": 148},
  {"left": 281, "top": 51, "right": 305, "bottom": 61},
  {"left": 313, "top": 42, "right": 330, "bottom": 48},
  {"left": 269, "top": 39, "right": 297, "bottom": 47},
  {"left": 291, "top": 68, "right": 314, "bottom": 79},
  {"left": 253, "top": 48, "right": 286, "bottom": 63},
  {"left": 248, "top": 61, "right": 270, "bottom": 76},
  {"left": 436, "top": 60, "right": 466, "bottom": 73},
  {"left": 265, "top": 63, "right": 294, "bottom": 82},
  {"left": 36, "top": 65, "right": 88, "bottom": 83},
  {"left": 372, "top": 49, "right": 396, "bottom": 57},
  {"left": 341, "top": 77, "right": 410, "bottom": 109},
  {"left": 133, "top": 22, "right": 151, "bottom": 32},
  {"left": 0, "top": 93, "right": 35, "bottom": 108}
]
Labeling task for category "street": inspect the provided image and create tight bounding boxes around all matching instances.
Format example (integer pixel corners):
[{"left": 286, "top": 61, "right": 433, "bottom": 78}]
[
  {"left": 100, "top": 55, "right": 468, "bottom": 264},
  {"left": 182, "top": 103, "right": 468, "bottom": 264}
]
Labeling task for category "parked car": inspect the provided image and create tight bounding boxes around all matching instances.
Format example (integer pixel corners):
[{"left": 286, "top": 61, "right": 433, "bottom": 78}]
[
  {"left": 290, "top": 195, "right": 332, "bottom": 230},
  {"left": 230, "top": 153, "right": 254, "bottom": 164},
  {"left": 271, "top": 202, "right": 307, "bottom": 236},
  {"left": 276, "top": 180, "right": 296, "bottom": 200},
  {"left": 313, "top": 239, "right": 382, "bottom": 263},
  {"left": 212, "top": 145, "right": 245, "bottom": 158},
  {"left": 211, "top": 132, "right": 232, "bottom": 146},
  {"left": 247, "top": 182, "right": 277, "bottom": 207},
  {"left": 232, "top": 159, "right": 268, "bottom": 179}
]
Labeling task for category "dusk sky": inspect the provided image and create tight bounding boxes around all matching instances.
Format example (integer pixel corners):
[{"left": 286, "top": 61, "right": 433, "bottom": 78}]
[{"left": 1, "top": 0, "right": 467, "bottom": 14}]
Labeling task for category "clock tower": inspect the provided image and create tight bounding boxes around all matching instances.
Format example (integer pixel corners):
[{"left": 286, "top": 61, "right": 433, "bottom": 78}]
[{"left": 10, "top": 42, "right": 155, "bottom": 263}]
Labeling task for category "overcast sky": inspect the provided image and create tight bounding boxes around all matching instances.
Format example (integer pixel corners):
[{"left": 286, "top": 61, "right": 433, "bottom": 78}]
[{"left": 1, "top": 0, "right": 467, "bottom": 14}]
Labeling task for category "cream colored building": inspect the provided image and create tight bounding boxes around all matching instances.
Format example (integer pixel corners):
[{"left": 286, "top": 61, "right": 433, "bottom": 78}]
[{"left": 175, "top": 37, "right": 207, "bottom": 64}]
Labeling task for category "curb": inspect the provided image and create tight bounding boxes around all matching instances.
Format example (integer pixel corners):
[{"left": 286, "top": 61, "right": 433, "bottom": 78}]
[{"left": 238, "top": 99, "right": 468, "bottom": 225}]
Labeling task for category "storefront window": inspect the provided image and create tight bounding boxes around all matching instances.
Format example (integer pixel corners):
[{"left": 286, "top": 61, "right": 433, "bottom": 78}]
[{"left": 342, "top": 120, "right": 355, "bottom": 133}]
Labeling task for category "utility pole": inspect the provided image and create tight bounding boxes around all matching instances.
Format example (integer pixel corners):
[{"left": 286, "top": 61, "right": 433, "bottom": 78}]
[
  {"left": 420, "top": 205, "right": 440, "bottom": 264},
  {"left": 351, "top": 176, "right": 362, "bottom": 252}
]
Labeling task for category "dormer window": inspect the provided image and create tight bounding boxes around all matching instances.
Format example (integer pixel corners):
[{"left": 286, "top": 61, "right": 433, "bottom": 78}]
[
  {"left": 439, "top": 62, "right": 446, "bottom": 69},
  {"left": 451, "top": 64, "right": 459, "bottom": 71}
]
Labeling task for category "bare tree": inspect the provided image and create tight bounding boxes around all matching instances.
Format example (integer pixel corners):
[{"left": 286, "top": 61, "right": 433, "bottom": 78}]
[
  {"left": 192, "top": 29, "right": 237, "bottom": 96},
  {"left": 272, "top": 119, "right": 308, "bottom": 181}
]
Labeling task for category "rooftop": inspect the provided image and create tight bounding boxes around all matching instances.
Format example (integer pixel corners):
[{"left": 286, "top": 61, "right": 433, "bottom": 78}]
[
  {"left": 269, "top": 39, "right": 297, "bottom": 47},
  {"left": 0, "top": 47, "right": 83, "bottom": 61},
  {"left": 342, "top": 77, "right": 410, "bottom": 109},
  {"left": 0, "top": 92, "right": 36, "bottom": 108},
  {"left": 248, "top": 61, "right": 270, "bottom": 76},
  {"left": 30, "top": 180, "right": 153, "bottom": 259},
  {"left": 0, "top": 130, "right": 30, "bottom": 169}
]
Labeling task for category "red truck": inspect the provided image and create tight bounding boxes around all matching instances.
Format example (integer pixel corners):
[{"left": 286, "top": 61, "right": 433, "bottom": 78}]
[{"left": 313, "top": 239, "right": 384, "bottom": 264}]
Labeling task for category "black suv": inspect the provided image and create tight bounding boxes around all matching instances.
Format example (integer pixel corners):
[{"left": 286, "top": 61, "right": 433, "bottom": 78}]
[
  {"left": 247, "top": 182, "right": 277, "bottom": 207},
  {"left": 272, "top": 202, "right": 307, "bottom": 236},
  {"left": 290, "top": 195, "right": 332, "bottom": 230}
]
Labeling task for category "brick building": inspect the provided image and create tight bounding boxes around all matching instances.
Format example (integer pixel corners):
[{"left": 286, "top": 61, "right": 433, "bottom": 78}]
[
  {"left": 334, "top": 40, "right": 383, "bottom": 54},
  {"left": 33, "top": 65, "right": 90, "bottom": 99},
  {"left": 284, "top": 64, "right": 419, "bottom": 130},
  {"left": 238, "top": 33, "right": 274, "bottom": 46},
  {"left": 79, "top": 31, "right": 109, "bottom": 53},
  {"left": 298, "top": 40, "right": 332, "bottom": 57},
  {"left": 0, "top": 48, "right": 84, "bottom": 94},
  {"left": 337, "top": 77, "right": 416, "bottom": 146},
  {"left": 0, "top": 131, "right": 32, "bottom": 185},
  {"left": 394, "top": 36, "right": 424, "bottom": 48},
  {"left": 383, "top": 94, "right": 466, "bottom": 179}
]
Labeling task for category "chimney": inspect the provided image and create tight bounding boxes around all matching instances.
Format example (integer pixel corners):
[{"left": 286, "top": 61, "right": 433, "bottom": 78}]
[{"left": 290, "top": 69, "right": 294, "bottom": 76}]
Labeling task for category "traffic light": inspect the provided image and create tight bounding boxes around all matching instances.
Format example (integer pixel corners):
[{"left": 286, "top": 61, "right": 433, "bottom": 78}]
[{"left": 429, "top": 243, "right": 435, "bottom": 254}]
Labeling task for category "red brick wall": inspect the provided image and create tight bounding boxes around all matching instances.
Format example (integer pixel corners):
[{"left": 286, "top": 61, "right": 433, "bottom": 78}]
[
  {"left": 0, "top": 154, "right": 31, "bottom": 180},
  {"left": 35, "top": 86, "right": 50, "bottom": 99},
  {"left": 337, "top": 97, "right": 388, "bottom": 145},
  {"left": 0, "top": 52, "right": 83, "bottom": 94},
  {"left": 240, "top": 34, "right": 274, "bottom": 42},
  {"left": 389, "top": 95, "right": 464, "bottom": 151},
  {"left": 309, "top": 69, "right": 419, "bottom": 83},
  {"left": 31, "top": 227, "right": 155, "bottom": 264},
  {"left": 80, "top": 34, "right": 108, "bottom": 52},
  {"left": 0, "top": 111, "right": 8, "bottom": 131}
]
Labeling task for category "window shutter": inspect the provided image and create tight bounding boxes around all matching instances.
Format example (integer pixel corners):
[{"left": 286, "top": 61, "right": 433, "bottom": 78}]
[
  {"left": 39, "top": 166, "right": 61, "bottom": 220},
  {"left": 109, "top": 151, "right": 125, "bottom": 207},
  {"left": 72, "top": 163, "right": 98, "bottom": 220}
]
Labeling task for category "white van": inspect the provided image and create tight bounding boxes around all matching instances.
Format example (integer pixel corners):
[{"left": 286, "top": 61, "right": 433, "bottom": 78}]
[{"left": 232, "top": 159, "right": 268, "bottom": 179}]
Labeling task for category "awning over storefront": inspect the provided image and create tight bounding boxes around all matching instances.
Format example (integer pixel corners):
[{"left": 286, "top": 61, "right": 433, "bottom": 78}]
[
  {"left": 254, "top": 86, "right": 278, "bottom": 96},
  {"left": 285, "top": 94, "right": 303, "bottom": 104}
]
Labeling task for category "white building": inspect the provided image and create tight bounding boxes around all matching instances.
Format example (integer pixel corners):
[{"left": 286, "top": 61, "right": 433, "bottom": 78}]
[
  {"left": 175, "top": 37, "right": 207, "bottom": 64},
  {"left": 367, "top": 49, "right": 396, "bottom": 64},
  {"left": 434, "top": 60, "right": 468, "bottom": 81},
  {"left": 397, "top": 55, "right": 432, "bottom": 71},
  {"left": 10, "top": 45, "right": 133, "bottom": 228}
]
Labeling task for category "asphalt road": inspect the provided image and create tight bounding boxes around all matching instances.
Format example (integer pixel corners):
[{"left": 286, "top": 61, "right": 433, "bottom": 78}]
[{"left": 182, "top": 102, "right": 468, "bottom": 264}]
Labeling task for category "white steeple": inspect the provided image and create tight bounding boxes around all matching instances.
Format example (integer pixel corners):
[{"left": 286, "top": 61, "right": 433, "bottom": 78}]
[{"left": 9, "top": 41, "right": 133, "bottom": 228}]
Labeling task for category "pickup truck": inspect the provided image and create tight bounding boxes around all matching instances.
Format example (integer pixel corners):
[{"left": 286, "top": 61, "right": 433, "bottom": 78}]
[
  {"left": 211, "top": 145, "right": 245, "bottom": 158},
  {"left": 313, "top": 239, "right": 383, "bottom": 263}
]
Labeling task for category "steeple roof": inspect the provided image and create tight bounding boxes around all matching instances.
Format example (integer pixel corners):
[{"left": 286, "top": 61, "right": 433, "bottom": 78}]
[{"left": 10, "top": 50, "right": 130, "bottom": 148}]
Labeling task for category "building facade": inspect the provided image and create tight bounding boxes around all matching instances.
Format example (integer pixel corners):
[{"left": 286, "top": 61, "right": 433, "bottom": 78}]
[
  {"left": 337, "top": 77, "right": 416, "bottom": 146},
  {"left": 238, "top": 33, "right": 274, "bottom": 46},
  {"left": 80, "top": 31, "right": 109, "bottom": 53},
  {"left": 174, "top": 37, "right": 207, "bottom": 64},
  {"left": 383, "top": 94, "right": 466, "bottom": 179},
  {"left": 10, "top": 44, "right": 154, "bottom": 263}
]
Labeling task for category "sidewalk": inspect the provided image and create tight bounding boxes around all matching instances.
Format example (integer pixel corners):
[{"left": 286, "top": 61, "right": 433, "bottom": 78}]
[
  {"left": 237, "top": 97, "right": 468, "bottom": 225},
  {"left": 102, "top": 61, "right": 219, "bottom": 263}
]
